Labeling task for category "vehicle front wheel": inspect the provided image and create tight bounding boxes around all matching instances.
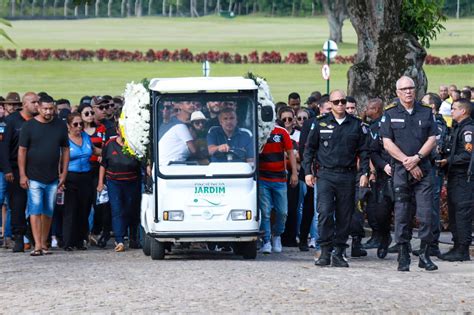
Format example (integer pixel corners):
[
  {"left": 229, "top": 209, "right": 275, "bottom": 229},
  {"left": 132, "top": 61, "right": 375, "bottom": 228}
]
[
  {"left": 241, "top": 241, "right": 257, "bottom": 259},
  {"left": 150, "top": 238, "right": 166, "bottom": 260}
]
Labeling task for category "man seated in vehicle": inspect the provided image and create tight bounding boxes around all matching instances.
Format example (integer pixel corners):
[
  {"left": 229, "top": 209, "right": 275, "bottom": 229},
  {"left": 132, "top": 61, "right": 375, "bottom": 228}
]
[
  {"left": 159, "top": 101, "right": 196, "bottom": 165},
  {"left": 207, "top": 107, "right": 254, "bottom": 163}
]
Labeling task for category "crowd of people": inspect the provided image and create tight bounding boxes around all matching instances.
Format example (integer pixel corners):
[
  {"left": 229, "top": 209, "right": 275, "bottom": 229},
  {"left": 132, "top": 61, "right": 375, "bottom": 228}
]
[{"left": 0, "top": 79, "right": 472, "bottom": 272}]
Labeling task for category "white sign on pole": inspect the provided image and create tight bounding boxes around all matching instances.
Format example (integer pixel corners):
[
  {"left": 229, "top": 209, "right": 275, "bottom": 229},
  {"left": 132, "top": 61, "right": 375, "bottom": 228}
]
[
  {"left": 322, "top": 64, "right": 330, "bottom": 80},
  {"left": 322, "top": 40, "right": 338, "bottom": 59}
]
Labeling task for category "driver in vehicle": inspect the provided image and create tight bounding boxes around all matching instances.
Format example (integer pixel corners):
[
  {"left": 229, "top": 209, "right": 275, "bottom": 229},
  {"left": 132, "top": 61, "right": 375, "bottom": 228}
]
[{"left": 207, "top": 107, "right": 254, "bottom": 163}]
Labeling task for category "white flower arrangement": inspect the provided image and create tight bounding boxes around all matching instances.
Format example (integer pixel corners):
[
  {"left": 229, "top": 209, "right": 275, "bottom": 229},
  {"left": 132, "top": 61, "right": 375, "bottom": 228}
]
[
  {"left": 252, "top": 76, "right": 276, "bottom": 153},
  {"left": 119, "top": 82, "right": 151, "bottom": 160}
]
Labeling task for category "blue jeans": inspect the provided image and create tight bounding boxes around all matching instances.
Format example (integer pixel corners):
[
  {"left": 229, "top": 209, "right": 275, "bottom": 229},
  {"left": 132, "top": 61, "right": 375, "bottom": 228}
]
[
  {"left": 310, "top": 183, "right": 319, "bottom": 240},
  {"left": 27, "top": 180, "right": 58, "bottom": 217},
  {"left": 107, "top": 179, "right": 141, "bottom": 244},
  {"left": 258, "top": 180, "right": 287, "bottom": 243},
  {"left": 296, "top": 180, "right": 306, "bottom": 235}
]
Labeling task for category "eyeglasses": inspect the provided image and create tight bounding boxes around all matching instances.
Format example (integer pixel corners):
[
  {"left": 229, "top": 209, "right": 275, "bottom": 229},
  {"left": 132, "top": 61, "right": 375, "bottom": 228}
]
[
  {"left": 72, "top": 122, "right": 84, "bottom": 128},
  {"left": 282, "top": 117, "right": 293, "bottom": 123},
  {"left": 398, "top": 86, "right": 415, "bottom": 93},
  {"left": 297, "top": 116, "right": 308, "bottom": 121},
  {"left": 98, "top": 105, "right": 110, "bottom": 111},
  {"left": 83, "top": 111, "right": 94, "bottom": 117},
  {"left": 331, "top": 99, "right": 347, "bottom": 106}
]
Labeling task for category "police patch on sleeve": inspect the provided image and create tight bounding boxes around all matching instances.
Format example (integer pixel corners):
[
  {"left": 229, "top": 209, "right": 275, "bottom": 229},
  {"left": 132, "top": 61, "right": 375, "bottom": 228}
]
[
  {"left": 381, "top": 116, "right": 386, "bottom": 123},
  {"left": 464, "top": 131, "right": 472, "bottom": 143},
  {"left": 310, "top": 122, "right": 315, "bottom": 130},
  {"left": 362, "top": 125, "right": 368, "bottom": 134}
]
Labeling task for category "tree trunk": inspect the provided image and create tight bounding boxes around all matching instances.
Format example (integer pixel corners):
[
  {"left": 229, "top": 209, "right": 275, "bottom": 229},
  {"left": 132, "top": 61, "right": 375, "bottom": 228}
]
[
  {"left": 54, "top": 0, "right": 60, "bottom": 16},
  {"left": 215, "top": 0, "right": 220, "bottom": 14},
  {"left": 126, "top": 0, "right": 131, "bottom": 16},
  {"left": 85, "top": 3, "right": 89, "bottom": 16},
  {"left": 252, "top": 1, "right": 256, "bottom": 14},
  {"left": 20, "top": 0, "right": 26, "bottom": 16},
  {"left": 312, "top": 2, "right": 315, "bottom": 17},
  {"left": 32, "top": 0, "right": 37, "bottom": 16},
  {"left": 168, "top": 3, "right": 172, "bottom": 17},
  {"left": 108, "top": 0, "right": 113, "bottom": 16},
  {"left": 346, "top": 0, "right": 427, "bottom": 107},
  {"left": 147, "top": 0, "right": 152, "bottom": 15},
  {"left": 135, "top": 0, "right": 142, "bottom": 16},
  {"left": 204, "top": 0, "right": 207, "bottom": 15},
  {"left": 228, "top": 0, "right": 233, "bottom": 12},
  {"left": 121, "top": 0, "right": 126, "bottom": 16},
  {"left": 64, "top": 0, "right": 69, "bottom": 17},
  {"left": 42, "top": 0, "right": 47, "bottom": 16},
  {"left": 10, "top": 0, "right": 16, "bottom": 17},
  {"left": 322, "top": 0, "right": 347, "bottom": 43},
  {"left": 162, "top": 0, "right": 166, "bottom": 16},
  {"left": 456, "top": 0, "right": 460, "bottom": 19},
  {"left": 95, "top": 0, "right": 100, "bottom": 16},
  {"left": 271, "top": 1, "right": 275, "bottom": 17},
  {"left": 74, "top": 5, "right": 78, "bottom": 16},
  {"left": 176, "top": 0, "right": 180, "bottom": 15},
  {"left": 291, "top": 0, "right": 296, "bottom": 17}
]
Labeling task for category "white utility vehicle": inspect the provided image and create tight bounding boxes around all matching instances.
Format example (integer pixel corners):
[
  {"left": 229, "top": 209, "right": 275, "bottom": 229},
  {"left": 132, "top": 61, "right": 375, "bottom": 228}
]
[{"left": 141, "top": 77, "right": 273, "bottom": 260}]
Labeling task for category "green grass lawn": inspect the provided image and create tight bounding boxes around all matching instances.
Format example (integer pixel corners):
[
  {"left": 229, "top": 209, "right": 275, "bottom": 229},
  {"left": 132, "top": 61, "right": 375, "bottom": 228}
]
[{"left": 1, "top": 16, "right": 473, "bottom": 103}]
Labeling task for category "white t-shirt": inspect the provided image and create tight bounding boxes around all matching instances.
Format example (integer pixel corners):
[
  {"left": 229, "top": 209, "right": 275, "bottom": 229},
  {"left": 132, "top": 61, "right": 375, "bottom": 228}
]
[
  {"left": 439, "top": 100, "right": 452, "bottom": 116},
  {"left": 159, "top": 123, "right": 193, "bottom": 165},
  {"left": 335, "top": 117, "right": 346, "bottom": 125}
]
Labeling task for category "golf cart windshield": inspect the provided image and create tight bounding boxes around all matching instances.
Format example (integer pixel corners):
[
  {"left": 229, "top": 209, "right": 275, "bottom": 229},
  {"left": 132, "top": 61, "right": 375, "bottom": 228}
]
[{"left": 156, "top": 93, "right": 257, "bottom": 178}]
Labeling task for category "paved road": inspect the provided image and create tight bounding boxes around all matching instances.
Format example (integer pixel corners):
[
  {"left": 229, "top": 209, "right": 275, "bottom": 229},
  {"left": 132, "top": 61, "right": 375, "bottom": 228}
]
[{"left": 1, "top": 240, "right": 473, "bottom": 313}]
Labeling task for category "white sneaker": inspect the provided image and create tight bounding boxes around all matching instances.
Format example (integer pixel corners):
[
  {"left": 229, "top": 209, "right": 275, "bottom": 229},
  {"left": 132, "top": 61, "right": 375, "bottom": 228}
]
[
  {"left": 51, "top": 237, "right": 58, "bottom": 248},
  {"left": 308, "top": 238, "right": 316, "bottom": 249},
  {"left": 272, "top": 236, "right": 282, "bottom": 253},
  {"left": 260, "top": 241, "right": 272, "bottom": 254}
]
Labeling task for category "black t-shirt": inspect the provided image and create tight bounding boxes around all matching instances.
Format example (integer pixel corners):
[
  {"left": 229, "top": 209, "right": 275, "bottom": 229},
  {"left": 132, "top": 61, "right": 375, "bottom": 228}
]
[
  {"left": 0, "top": 111, "right": 30, "bottom": 173},
  {"left": 101, "top": 138, "right": 140, "bottom": 181},
  {"left": 19, "top": 117, "right": 69, "bottom": 184}
]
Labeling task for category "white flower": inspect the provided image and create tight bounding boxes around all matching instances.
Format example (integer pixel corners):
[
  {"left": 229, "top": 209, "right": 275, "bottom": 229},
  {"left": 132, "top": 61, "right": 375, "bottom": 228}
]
[
  {"left": 121, "top": 81, "right": 151, "bottom": 159},
  {"left": 255, "top": 77, "right": 276, "bottom": 153}
]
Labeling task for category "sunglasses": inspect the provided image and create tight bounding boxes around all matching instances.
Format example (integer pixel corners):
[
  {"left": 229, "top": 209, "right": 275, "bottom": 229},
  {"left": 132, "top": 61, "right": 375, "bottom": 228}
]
[
  {"left": 193, "top": 121, "right": 205, "bottom": 125},
  {"left": 83, "top": 111, "right": 95, "bottom": 117},
  {"left": 72, "top": 122, "right": 84, "bottom": 128},
  {"left": 331, "top": 99, "right": 347, "bottom": 106},
  {"left": 98, "top": 105, "right": 110, "bottom": 111},
  {"left": 297, "top": 116, "right": 308, "bottom": 121},
  {"left": 282, "top": 117, "right": 293, "bottom": 123}
]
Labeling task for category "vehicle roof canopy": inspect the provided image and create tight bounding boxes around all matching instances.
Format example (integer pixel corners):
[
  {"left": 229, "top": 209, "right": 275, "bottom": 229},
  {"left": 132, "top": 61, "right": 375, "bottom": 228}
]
[{"left": 148, "top": 77, "right": 258, "bottom": 93}]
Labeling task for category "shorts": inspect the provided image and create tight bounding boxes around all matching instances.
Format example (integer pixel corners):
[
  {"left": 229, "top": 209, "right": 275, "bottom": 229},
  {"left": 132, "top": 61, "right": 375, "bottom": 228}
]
[{"left": 27, "top": 179, "right": 58, "bottom": 217}]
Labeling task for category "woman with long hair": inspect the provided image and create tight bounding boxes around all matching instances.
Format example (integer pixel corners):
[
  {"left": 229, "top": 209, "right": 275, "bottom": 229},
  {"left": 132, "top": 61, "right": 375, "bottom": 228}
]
[{"left": 78, "top": 104, "right": 110, "bottom": 247}]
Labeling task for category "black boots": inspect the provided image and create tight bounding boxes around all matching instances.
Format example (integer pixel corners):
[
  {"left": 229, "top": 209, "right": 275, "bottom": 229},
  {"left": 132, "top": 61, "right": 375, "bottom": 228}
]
[
  {"left": 97, "top": 231, "right": 111, "bottom": 248},
  {"left": 362, "top": 234, "right": 381, "bottom": 249},
  {"left": 440, "top": 244, "right": 470, "bottom": 262},
  {"left": 315, "top": 246, "right": 332, "bottom": 266},
  {"left": 332, "top": 247, "right": 349, "bottom": 267},
  {"left": 351, "top": 236, "right": 367, "bottom": 257},
  {"left": 418, "top": 242, "right": 438, "bottom": 271},
  {"left": 397, "top": 243, "right": 411, "bottom": 272},
  {"left": 377, "top": 233, "right": 392, "bottom": 259},
  {"left": 12, "top": 235, "right": 24, "bottom": 253}
]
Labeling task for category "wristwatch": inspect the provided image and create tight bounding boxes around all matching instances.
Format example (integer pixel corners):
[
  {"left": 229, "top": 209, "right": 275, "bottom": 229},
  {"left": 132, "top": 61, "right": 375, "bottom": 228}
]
[{"left": 416, "top": 153, "right": 424, "bottom": 160}]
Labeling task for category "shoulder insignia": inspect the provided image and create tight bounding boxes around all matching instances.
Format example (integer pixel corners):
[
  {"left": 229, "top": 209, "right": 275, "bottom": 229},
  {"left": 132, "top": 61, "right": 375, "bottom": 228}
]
[
  {"left": 316, "top": 114, "right": 326, "bottom": 120},
  {"left": 319, "top": 122, "right": 327, "bottom": 127},
  {"left": 384, "top": 103, "right": 397, "bottom": 111}
]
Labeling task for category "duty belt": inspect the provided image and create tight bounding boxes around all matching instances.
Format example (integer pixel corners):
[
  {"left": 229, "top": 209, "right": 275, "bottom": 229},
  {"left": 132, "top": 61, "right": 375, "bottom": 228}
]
[{"left": 320, "top": 166, "right": 356, "bottom": 173}]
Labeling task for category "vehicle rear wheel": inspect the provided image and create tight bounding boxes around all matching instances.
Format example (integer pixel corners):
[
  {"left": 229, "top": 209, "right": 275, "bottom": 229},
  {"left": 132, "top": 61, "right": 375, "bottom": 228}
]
[
  {"left": 150, "top": 238, "right": 166, "bottom": 260},
  {"left": 241, "top": 241, "right": 257, "bottom": 259},
  {"left": 142, "top": 227, "right": 151, "bottom": 256}
]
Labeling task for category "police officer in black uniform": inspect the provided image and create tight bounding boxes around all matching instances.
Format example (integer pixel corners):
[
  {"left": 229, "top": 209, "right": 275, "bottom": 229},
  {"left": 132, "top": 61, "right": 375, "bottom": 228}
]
[
  {"left": 380, "top": 76, "right": 438, "bottom": 272},
  {"left": 437, "top": 99, "right": 474, "bottom": 261},
  {"left": 303, "top": 90, "right": 369, "bottom": 268},
  {"left": 365, "top": 98, "right": 395, "bottom": 259}
]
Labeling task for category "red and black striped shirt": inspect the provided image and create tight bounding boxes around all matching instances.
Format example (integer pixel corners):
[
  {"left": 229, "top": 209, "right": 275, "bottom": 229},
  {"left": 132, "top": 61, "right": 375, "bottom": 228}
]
[{"left": 258, "top": 126, "right": 292, "bottom": 182}]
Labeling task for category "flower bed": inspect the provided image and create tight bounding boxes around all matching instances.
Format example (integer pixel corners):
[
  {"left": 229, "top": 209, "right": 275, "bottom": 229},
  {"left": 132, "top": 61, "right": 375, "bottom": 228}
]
[{"left": 0, "top": 48, "right": 471, "bottom": 65}]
